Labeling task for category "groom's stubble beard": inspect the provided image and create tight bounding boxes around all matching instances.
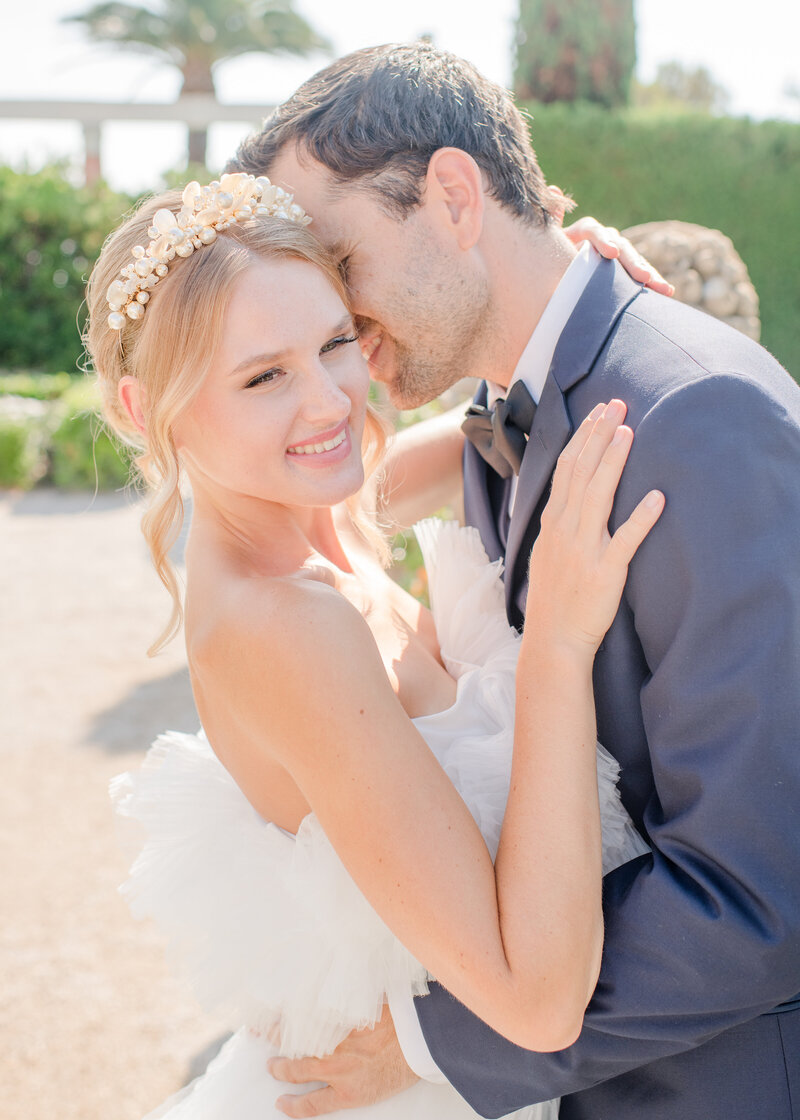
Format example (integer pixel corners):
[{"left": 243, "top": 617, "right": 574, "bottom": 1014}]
[{"left": 370, "top": 257, "right": 498, "bottom": 411}]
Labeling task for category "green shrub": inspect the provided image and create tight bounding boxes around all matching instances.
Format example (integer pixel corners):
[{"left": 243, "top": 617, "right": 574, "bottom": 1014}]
[
  {"left": 0, "top": 397, "right": 50, "bottom": 488},
  {"left": 0, "top": 166, "right": 132, "bottom": 373},
  {"left": 0, "top": 371, "right": 76, "bottom": 400},
  {"left": 49, "top": 381, "right": 130, "bottom": 490},
  {"left": 524, "top": 103, "right": 800, "bottom": 375}
]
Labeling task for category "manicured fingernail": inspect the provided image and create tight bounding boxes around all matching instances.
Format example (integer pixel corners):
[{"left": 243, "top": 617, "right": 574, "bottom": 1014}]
[
  {"left": 611, "top": 425, "right": 631, "bottom": 445},
  {"left": 606, "top": 400, "right": 625, "bottom": 420},
  {"left": 589, "top": 403, "right": 605, "bottom": 419},
  {"left": 645, "top": 490, "right": 664, "bottom": 508}
]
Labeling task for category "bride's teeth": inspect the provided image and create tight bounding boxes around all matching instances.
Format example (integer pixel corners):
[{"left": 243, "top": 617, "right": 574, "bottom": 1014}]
[{"left": 288, "top": 429, "right": 347, "bottom": 455}]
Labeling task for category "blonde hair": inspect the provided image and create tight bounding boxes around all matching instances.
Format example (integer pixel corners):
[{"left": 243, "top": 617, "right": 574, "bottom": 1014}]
[{"left": 86, "top": 190, "right": 390, "bottom": 655}]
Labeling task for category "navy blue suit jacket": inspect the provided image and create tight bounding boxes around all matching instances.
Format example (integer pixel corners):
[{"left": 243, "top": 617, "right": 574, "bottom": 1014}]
[{"left": 415, "top": 260, "right": 800, "bottom": 1119}]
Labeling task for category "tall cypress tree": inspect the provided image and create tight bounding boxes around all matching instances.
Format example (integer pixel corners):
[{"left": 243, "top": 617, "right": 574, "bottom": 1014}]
[{"left": 514, "top": 0, "right": 636, "bottom": 108}]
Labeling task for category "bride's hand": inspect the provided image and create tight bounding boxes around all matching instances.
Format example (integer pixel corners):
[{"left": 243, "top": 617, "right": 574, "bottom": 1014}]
[{"left": 525, "top": 399, "right": 665, "bottom": 660}]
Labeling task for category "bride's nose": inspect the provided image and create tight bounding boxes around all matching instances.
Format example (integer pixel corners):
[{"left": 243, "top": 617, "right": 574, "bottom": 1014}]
[{"left": 299, "top": 361, "right": 352, "bottom": 424}]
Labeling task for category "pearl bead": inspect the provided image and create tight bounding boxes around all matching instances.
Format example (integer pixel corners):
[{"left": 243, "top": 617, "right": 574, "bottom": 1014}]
[
  {"left": 108, "top": 311, "right": 126, "bottom": 330},
  {"left": 215, "top": 191, "right": 233, "bottom": 210},
  {"left": 155, "top": 264, "right": 169, "bottom": 277},
  {"left": 134, "top": 258, "right": 154, "bottom": 277},
  {"left": 126, "top": 302, "right": 144, "bottom": 320},
  {"left": 106, "top": 279, "right": 127, "bottom": 304},
  {"left": 175, "top": 242, "right": 194, "bottom": 258},
  {"left": 132, "top": 245, "right": 146, "bottom": 259},
  {"left": 234, "top": 206, "right": 253, "bottom": 221},
  {"left": 123, "top": 278, "right": 138, "bottom": 295},
  {"left": 147, "top": 226, "right": 159, "bottom": 240},
  {"left": 136, "top": 291, "right": 150, "bottom": 304},
  {"left": 197, "top": 227, "right": 217, "bottom": 245}
]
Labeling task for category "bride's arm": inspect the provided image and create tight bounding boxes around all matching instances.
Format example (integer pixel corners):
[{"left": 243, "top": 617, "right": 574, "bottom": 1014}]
[
  {"left": 376, "top": 400, "right": 467, "bottom": 527},
  {"left": 203, "top": 403, "right": 663, "bottom": 1052}
]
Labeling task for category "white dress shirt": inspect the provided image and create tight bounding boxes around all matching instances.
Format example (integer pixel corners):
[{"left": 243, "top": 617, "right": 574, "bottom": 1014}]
[{"left": 388, "top": 242, "right": 601, "bottom": 1083}]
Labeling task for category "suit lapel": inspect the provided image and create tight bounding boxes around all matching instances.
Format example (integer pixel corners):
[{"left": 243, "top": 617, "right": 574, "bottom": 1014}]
[
  {"left": 504, "top": 260, "right": 645, "bottom": 622},
  {"left": 462, "top": 382, "right": 506, "bottom": 563},
  {"left": 504, "top": 374, "right": 572, "bottom": 622}
]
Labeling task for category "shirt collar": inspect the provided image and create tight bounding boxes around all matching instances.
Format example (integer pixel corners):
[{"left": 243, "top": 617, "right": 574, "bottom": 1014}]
[{"left": 486, "top": 242, "right": 601, "bottom": 409}]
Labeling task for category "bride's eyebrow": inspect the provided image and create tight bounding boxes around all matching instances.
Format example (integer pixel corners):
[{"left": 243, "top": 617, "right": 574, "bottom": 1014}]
[{"left": 228, "top": 315, "right": 356, "bottom": 376}]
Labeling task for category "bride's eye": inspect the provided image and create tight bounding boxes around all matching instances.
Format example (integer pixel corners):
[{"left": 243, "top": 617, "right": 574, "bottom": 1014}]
[
  {"left": 320, "top": 334, "right": 359, "bottom": 355},
  {"left": 245, "top": 367, "right": 284, "bottom": 389}
]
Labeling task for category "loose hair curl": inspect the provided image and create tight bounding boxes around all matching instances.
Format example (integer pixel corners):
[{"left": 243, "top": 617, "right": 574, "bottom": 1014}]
[{"left": 86, "top": 191, "right": 389, "bottom": 655}]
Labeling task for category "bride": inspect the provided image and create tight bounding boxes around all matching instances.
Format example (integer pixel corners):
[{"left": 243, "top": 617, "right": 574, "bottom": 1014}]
[{"left": 87, "top": 173, "right": 662, "bottom": 1119}]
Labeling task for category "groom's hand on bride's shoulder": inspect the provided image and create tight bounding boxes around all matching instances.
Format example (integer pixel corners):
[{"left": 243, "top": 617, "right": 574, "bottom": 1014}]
[{"left": 268, "top": 1005, "right": 418, "bottom": 1117}]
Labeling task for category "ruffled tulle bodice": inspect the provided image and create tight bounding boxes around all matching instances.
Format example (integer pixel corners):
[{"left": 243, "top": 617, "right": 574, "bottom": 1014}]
[{"left": 112, "top": 519, "right": 648, "bottom": 1067}]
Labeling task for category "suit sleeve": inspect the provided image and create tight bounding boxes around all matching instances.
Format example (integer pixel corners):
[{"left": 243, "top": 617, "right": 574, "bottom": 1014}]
[{"left": 414, "top": 372, "right": 800, "bottom": 1117}]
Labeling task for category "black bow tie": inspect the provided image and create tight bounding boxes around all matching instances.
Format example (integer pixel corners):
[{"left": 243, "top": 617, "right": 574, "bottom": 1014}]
[{"left": 461, "top": 380, "right": 537, "bottom": 478}]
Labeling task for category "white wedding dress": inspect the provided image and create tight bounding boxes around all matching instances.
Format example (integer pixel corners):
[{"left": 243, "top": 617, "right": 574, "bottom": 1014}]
[{"left": 112, "top": 519, "right": 649, "bottom": 1120}]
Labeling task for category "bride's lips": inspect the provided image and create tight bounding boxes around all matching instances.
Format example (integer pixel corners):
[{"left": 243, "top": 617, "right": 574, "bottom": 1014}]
[{"left": 286, "top": 419, "right": 352, "bottom": 468}]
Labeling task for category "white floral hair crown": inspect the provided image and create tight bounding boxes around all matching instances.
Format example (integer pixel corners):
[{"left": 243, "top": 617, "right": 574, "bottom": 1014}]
[{"left": 106, "top": 172, "right": 312, "bottom": 330}]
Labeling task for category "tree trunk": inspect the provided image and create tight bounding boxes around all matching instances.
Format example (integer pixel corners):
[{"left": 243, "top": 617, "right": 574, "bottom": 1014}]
[{"left": 181, "top": 57, "right": 215, "bottom": 170}]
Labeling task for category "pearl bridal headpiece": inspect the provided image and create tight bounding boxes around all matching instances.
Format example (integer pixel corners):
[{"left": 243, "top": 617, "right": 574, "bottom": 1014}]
[{"left": 105, "top": 172, "right": 312, "bottom": 330}]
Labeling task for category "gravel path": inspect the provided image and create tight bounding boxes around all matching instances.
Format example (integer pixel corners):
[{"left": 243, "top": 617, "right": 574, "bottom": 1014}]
[{"left": 1, "top": 489, "right": 229, "bottom": 1120}]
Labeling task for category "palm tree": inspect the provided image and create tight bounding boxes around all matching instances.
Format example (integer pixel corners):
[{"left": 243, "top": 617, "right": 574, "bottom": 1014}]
[{"left": 64, "top": 0, "right": 330, "bottom": 166}]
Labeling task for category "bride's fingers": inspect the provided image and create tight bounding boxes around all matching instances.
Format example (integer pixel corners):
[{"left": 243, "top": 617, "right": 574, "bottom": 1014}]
[
  {"left": 547, "top": 402, "right": 606, "bottom": 514},
  {"left": 578, "top": 424, "right": 634, "bottom": 533},
  {"left": 606, "top": 489, "right": 666, "bottom": 568},
  {"left": 566, "top": 400, "right": 627, "bottom": 513}
]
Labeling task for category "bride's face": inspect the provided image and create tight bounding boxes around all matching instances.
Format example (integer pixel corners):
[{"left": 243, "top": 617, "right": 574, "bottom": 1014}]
[{"left": 173, "top": 256, "right": 369, "bottom": 511}]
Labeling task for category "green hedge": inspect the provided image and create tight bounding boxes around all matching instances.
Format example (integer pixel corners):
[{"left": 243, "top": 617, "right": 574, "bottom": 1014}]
[
  {"left": 0, "top": 373, "right": 129, "bottom": 490},
  {"left": 524, "top": 103, "right": 800, "bottom": 376},
  {"left": 0, "top": 166, "right": 131, "bottom": 373}
]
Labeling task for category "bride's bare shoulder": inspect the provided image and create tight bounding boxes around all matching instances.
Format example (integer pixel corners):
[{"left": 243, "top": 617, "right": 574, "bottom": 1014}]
[{"left": 189, "top": 568, "right": 373, "bottom": 682}]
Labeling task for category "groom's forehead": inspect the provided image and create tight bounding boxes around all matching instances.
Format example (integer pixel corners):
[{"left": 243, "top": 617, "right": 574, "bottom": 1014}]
[{"left": 269, "top": 146, "right": 356, "bottom": 247}]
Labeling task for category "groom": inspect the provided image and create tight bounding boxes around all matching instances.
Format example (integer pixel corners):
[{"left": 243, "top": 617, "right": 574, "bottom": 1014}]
[{"left": 230, "top": 43, "right": 800, "bottom": 1120}]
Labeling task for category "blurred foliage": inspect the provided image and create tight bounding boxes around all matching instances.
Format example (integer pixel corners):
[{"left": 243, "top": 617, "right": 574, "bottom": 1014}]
[
  {"left": 0, "top": 373, "right": 129, "bottom": 490},
  {"left": 634, "top": 63, "right": 731, "bottom": 115},
  {"left": 514, "top": 0, "right": 635, "bottom": 108},
  {"left": 526, "top": 102, "right": 800, "bottom": 376},
  {"left": 49, "top": 380, "right": 131, "bottom": 490},
  {"left": 0, "top": 370, "right": 76, "bottom": 399},
  {"left": 0, "top": 166, "right": 132, "bottom": 372},
  {"left": 0, "top": 412, "right": 49, "bottom": 489}
]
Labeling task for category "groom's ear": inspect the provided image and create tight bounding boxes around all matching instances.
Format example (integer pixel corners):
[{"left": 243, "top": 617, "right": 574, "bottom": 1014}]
[{"left": 424, "top": 148, "right": 485, "bottom": 251}]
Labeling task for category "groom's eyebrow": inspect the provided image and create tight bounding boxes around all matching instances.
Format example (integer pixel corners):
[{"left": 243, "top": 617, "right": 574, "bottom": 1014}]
[{"left": 228, "top": 315, "right": 355, "bottom": 375}]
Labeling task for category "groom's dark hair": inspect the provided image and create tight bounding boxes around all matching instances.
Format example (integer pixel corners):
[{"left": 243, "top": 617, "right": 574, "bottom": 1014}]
[{"left": 229, "top": 42, "right": 565, "bottom": 227}]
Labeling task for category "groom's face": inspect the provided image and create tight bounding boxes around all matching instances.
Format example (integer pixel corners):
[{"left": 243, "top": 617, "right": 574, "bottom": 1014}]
[{"left": 269, "top": 145, "right": 491, "bottom": 409}]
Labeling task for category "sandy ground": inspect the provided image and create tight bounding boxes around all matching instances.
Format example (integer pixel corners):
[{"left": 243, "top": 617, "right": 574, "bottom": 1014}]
[{"left": 0, "top": 488, "right": 231, "bottom": 1120}]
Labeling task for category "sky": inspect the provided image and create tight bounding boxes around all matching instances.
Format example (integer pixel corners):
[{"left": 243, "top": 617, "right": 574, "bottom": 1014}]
[{"left": 1, "top": 0, "right": 798, "bottom": 193}]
